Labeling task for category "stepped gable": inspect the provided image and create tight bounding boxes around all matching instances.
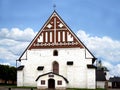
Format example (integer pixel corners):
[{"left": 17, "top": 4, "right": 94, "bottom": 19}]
[{"left": 28, "top": 11, "right": 84, "bottom": 49}]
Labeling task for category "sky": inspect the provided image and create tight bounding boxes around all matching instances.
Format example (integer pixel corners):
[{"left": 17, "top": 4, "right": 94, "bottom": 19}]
[{"left": 0, "top": 0, "right": 120, "bottom": 77}]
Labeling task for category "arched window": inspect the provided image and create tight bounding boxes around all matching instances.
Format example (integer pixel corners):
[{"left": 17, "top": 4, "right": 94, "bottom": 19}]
[
  {"left": 53, "top": 50, "right": 58, "bottom": 56},
  {"left": 53, "top": 61, "right": 59, "bottom": 74}
]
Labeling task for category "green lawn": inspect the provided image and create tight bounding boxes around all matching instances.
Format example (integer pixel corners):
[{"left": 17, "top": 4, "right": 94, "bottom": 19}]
[
  {"left": 0, "top": 85, "right": 106, "bottom": 90},
  {"left": 10, "top": 86, "right": 37, "bottom": 89},
  {"left": 67, "top": 88, "right": 105, "bottom": 90}
]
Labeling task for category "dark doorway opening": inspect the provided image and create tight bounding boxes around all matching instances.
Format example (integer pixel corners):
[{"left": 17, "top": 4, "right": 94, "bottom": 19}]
[{"left": 48, "top": 79, "right": 55, "bottom": 89}]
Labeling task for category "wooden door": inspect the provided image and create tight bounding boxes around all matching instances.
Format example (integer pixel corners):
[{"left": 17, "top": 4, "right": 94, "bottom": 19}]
[{"left": 48, "top": 79, "right": 55, "bottom": 89}]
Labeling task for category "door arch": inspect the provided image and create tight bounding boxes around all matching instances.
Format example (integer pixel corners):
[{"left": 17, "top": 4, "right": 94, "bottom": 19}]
[
  {"left": 48, "top": 79, "right": 55, "bottom": 89},
  {"left": 53, "top": 61, "right": 59, "bottom": 74}
]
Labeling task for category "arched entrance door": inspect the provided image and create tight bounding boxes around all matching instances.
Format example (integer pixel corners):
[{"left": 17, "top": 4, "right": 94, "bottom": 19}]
[{"left": 48, "top": 79, "right": 55, "bottom": 89}]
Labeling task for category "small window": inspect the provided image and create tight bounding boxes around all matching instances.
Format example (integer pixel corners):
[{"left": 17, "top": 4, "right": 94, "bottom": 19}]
[
  {"left": 104, "top": 72, "right": 106, "bottom": 76},
  {"left": 53, "top": 50, "right": 58, "bottom": 56},
  {"left": 67, "top": 61, "right": 73, "bottom": 65},
  {"left": 37, "top": 66, "right": 44, "bottom": 71},
  {"left": 41, "top": 80, "right": 45, "bottom": 85},
  {"left": 57, "top": 80, "right": 62, "bottom": 85}
]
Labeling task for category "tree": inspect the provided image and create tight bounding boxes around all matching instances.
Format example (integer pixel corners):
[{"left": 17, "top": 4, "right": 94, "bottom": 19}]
[
  {"left": 9, "top": 66, "right": 17, "bottom": 84},
  {"left": 0, "top": 64, "right": 16, "bottom": 84}
]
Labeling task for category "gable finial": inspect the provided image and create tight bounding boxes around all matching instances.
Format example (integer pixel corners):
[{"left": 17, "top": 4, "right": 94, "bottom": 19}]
[
  {"left": 53, "top": 4, "right": 56, "bottom": 10},
  {"left": 52, "top": 0, "right": 56, "bottom": 11}
]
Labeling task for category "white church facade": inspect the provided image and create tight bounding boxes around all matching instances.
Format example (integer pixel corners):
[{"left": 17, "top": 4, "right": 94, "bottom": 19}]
[{"left": 17, "top": 11, "right": 96, "bottom": 89}]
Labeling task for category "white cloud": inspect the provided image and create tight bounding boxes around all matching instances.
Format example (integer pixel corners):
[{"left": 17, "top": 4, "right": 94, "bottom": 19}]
[
  {"left": 111, "top": 64, "right": 120, "bottom": 76},
  {"left": 0, "top": 47, "right": 16, "bottom": 60},
  {"left": 76, "top": 30, "right": 120, "bottom": 76},
  {"left": 0, "top": 28, "right": 37, "bottom": 41},
  {"left": 0, "top": 28, "right": 37, "bottom": 66},
  {"left": 0, "top": 28, "right": 120, "bottom": 76},
  {"left": 103, "top": 61, "right": 120, "bottom": 77},
  {"left": 0, "top": 62, "right": 11, "bottom": 66},
  {"left": 0, "top": 39, "right": 19, "bottom": 46}
]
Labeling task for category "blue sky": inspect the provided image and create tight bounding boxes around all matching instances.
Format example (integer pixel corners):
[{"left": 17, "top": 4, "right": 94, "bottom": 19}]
[
  {"left": 0, "top": 0, "right": 120, "bottom": 40},
  {"left": 0, "top": 0, "right": 120, "bottom": 76}
]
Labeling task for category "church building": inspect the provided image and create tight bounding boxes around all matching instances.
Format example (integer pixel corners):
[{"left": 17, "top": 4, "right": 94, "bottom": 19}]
[{"left": 17, "top": 11, "right": 96, "bottom": 89}]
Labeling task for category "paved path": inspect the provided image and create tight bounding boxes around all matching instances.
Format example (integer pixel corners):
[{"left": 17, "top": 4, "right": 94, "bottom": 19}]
[{"left": 0, "top": 86, "right": 8, "bottom": 90}]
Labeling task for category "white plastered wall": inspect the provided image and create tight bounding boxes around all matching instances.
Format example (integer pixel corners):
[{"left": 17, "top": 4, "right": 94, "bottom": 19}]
[
  {"left": 87, "top": 69, "right": 96, "bottom": 89},
  {"left": 18, "top": 48, "right": 95, "bottom": 88},
  {"left": 97, "top": 81, "right": 105, "bottom": 88},
  {"left": 37, "top": 74, "right": 67, "bottom": 89},
  {"left": 17, "top": 71, "right": 23, "bottom": 86}
]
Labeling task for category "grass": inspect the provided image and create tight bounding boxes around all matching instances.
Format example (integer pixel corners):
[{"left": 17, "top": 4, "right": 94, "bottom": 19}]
[
  {"left": 10, "top": 87, "right": 105, "bottom": 89},
  {"left": 0, "top": 85, "right": 36, "bottom": 89},
  {"left": 67, "top": 88, "right": 105, "bottom": 90},
  {"left": 10, "top": 86, "right": 37, "bottom": 89},
  {"left": 0, "top": 85, "right": 106, "bottom": 90}
]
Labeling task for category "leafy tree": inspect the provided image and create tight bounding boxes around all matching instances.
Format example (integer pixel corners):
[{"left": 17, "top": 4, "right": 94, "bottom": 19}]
[
  {"left": 0, "top": 64, "right": 16, "bottom": 84},
  {"left": 9, "top": 66, "right": 17, "bottom": 84}
]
